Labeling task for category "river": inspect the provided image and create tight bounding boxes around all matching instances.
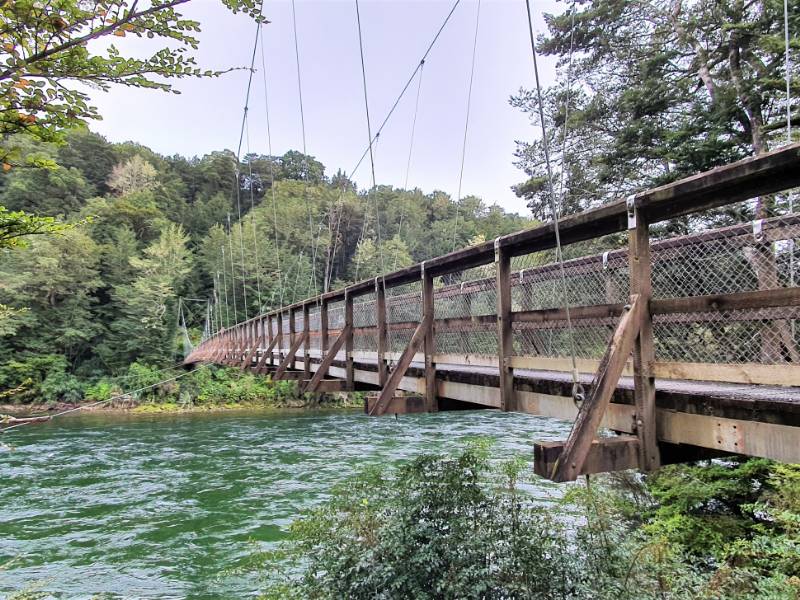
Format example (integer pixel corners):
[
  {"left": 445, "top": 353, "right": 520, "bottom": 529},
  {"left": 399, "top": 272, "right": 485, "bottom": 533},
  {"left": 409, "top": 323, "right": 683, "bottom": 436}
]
[{"left": 1, "top": 409, "right": 572, "bottom": 598}]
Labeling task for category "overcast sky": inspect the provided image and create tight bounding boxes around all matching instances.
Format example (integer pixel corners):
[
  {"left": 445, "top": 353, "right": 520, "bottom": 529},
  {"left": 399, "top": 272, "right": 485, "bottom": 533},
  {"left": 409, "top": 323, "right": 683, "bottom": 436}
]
[{"left": 88, "top": 0, "right": 561, "bottom": 215}]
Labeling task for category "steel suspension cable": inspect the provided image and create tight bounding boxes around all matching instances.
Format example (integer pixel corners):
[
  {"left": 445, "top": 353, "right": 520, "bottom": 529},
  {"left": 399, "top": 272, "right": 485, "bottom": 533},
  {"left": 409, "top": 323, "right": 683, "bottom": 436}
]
[
  {"left": 259, "top": 24, "right": 285, "bottom": 310},
  {"left": 225, "top": 221, "right": 238, "bottom": 323},
  {"left": 557, "top": 1, "right": 577, "bottom": 207},
  {"left": 524, "top": 0, "right": 583, "bottom": 403},
  {"left": 785, "top": 0, "right": 792, "bottom": 146},
  {"left": 219, "top": 253, "right": 230, "bottom": 328},
  {"left": 346, "top": 0, "right": 461, "bottom": 179},
  {"left": 244, "top": 114, "right": 263, "bottom": 311},
  {"left": 451, "top": 0, "right": 481, "bottom": 253},
  {"left": 327, "top": 0, "right": 461, "bottom": 285},
  {"left": 290, "top": 0, "right": 320, "bottom": 300},
  {"left": 395, "top": 61, "right": 425, "bottom": 272},
  {"left": 354, "top": 0, "right": 386, "bottom": 281}
]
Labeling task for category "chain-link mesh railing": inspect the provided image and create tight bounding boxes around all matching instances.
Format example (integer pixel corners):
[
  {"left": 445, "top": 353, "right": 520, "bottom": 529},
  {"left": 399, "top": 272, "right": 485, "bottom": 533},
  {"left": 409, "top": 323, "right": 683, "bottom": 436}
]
[{"left": 651, "top": 212, "right": 800, "bottom": 365}]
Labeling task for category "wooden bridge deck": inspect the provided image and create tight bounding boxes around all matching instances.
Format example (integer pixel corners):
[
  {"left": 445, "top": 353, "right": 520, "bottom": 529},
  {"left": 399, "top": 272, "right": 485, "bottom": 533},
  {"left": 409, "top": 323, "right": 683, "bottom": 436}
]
[{"left": 187, "top": 144, "right": 800, "bottom": 481}]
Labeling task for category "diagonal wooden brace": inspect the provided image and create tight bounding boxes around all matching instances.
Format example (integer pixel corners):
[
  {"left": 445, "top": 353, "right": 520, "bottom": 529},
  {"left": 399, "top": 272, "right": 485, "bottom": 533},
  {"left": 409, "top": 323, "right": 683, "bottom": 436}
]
[
  {"left": 253, "top": 334, "right": 281, "bottom": 374},
  {"left": 273, "top": 330, "right": 308, "bottom": 380},
  {"left": 304, "top": 325, "right": 350, "bottom": 393},
  {"left": 369, "top": 313, "right": 432, "bottom": 416},
  {"left": 551, "top": 294, "right": 643, "bottom": 482},
  {"left": 240, "top": 334, "right": 265, "bottom": 371}
]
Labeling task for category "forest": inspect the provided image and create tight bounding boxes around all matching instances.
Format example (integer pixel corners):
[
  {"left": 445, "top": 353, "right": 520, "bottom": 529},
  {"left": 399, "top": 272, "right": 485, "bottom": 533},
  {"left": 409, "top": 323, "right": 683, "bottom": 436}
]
[{"left": 0, "top": 130, "right": 529, "bottom": 405}]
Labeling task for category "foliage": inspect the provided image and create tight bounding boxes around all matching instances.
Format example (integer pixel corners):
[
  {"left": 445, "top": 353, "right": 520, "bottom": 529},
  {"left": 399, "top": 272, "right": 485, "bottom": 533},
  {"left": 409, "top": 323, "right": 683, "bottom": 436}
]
[
  {"left": 255, "top": 445, "right": 579, "bottom": 599},
  {"left": 513, "top": 0, "right": 799, "bottom": 221},
  {"left": 250, "top": 447, "right": 800, "bottom": 600},
  {"left": 0, "top": 0, "right": 264, "bottom": 159},
  {"left": 0, "top": 129, "right": 529, "bottom": 404}
]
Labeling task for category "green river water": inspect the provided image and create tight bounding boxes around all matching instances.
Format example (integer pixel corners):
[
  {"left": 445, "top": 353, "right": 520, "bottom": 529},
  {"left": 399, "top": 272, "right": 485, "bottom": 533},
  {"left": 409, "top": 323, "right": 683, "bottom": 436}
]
[{"left": 0, "top": 408, "right": 572, "bottom": 599}]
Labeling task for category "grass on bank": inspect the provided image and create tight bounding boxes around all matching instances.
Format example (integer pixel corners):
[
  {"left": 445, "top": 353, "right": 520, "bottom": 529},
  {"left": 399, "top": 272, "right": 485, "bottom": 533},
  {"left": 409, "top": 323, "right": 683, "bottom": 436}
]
[{"left": 0, "top": 358, "right": 362, "bottom": 411}]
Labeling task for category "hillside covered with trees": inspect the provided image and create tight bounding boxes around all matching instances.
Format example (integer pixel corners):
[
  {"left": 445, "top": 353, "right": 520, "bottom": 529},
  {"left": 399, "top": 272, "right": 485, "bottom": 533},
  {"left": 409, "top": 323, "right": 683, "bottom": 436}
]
[{"left": 0, "top": 130, "right": 530, "bottom": 404}]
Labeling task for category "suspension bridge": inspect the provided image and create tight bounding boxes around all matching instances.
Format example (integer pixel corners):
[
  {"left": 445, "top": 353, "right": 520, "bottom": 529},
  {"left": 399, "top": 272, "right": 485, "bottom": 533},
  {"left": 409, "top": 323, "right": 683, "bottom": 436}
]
[{"left": 186, "top": 144, "right": 800, "bottom": 482}]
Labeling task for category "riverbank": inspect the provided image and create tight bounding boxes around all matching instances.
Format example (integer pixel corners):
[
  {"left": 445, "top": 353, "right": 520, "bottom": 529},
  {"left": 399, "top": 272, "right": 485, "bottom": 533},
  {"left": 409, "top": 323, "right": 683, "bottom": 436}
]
[
  {"left": 1, "top": 393, "right": 364, "bottom": 418},
  {"left": 0, "top": 364, "right": 364, "bottom": 419}
]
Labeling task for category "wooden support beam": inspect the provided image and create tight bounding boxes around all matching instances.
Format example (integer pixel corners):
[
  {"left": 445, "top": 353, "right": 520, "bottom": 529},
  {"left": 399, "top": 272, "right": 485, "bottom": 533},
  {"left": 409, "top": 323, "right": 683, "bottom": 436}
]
[
  {"left": 345, "top": 291, "right": 354, "bottom": 391},
  {"left": 253, "top": 333, "right": 281, "bottom": 374},
  {"left": 304, "top": 325, "right": 351, "bottom": 393},
  {"left": 303, "top": 303, "right": 311, "bottom": 379},
  {"left": 628, "top": 206, "right": 660, "bottom": 471},
  {"left": 550, "top": 295, "right": 644, "bottom": 482},
  {"left": 422, "top": 265, "right": 437, "bottom": 412},
  {"left": 496, "top": 241, "right": 515, "bottom": 411},
  {"left": 275, "top": 312, "right": 283, "bottom": 365},
  {"left": 241, "top": 333, "right": 265, "bottom": 370},
  {"left": 369, "top": 314, "right": 432, "bottom": 416},
  {"left": 366, "top": 394, "right": 427, "bottom": 415},
  {"left": 534, "top": 436, "right": 640, "bottom": 478},
  {"left": 267, "top": 314, "right": 274, "bottom": 367},
  {"left": 273, "top": 330, "right": 308, "bottom": 380},
  {"left": 651, "top": 286, "right": 800, "bottom": 314},
  {"left": 303, "top": 379, "right": 348, "bottom": 393},
  {"left": 376, "top": 278, "right": 388, "bottom": 386},
  {"left": 320, "top": 299, "right": 329, "bottom": 361}
]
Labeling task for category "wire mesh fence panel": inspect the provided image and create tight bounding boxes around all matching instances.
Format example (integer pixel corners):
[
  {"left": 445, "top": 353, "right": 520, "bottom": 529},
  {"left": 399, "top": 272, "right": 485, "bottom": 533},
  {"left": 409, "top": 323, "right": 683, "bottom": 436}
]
[
  {"left": 512, "top": 318, "right": 619, "bottom": 365},
  {"left": 386, "top": 281, "right": 422, "bottom": 355},
  {"left": 651, "top": 211, "right": 800, "bottom": 365},
  {"left": 327, "top": 300, "right": 346, "bottom": 360},
  {"left": 511, "top": 245, "right": 630, "bottom": 313},
  {"left": 651, "top": 214, "right": 800, "bottom": 298},
  {"left": 353, "top": 291, "right": 378, "bottom": 356},
  {"left": 509, "top": 241, "right": 629, "bottom": 374},
  {"left": 434, "top": 264, "right": 497, "bottom": 319},
  {"left": 433, "top": 264, "right": 497, "bottom": 357},
  {"left": 280, "top": 310, "right": 291, "bottom": 353},
  {"left": 308, "top": 305, "right": 321, "bottom": 353}
]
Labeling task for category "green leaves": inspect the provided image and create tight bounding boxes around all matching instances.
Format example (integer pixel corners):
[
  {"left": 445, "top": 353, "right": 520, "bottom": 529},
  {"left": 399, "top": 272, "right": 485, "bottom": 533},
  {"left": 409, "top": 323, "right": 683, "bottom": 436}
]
[{"left": 0, "top": 0, "right": 260, "bottom": 145}]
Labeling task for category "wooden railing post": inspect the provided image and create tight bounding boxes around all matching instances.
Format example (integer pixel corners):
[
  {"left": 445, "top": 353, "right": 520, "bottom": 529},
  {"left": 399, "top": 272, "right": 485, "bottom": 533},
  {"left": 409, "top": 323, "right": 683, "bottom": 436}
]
[
  {"left": 320, "top": 299, "right": 329, "bottom": 358},
  {"left": 267, "top": 314, "right": 274, "bottom": 367},
  {"left": 627, "top": 198, "right": 660, "bottom": 471},
  {"left": 376, "top": 278, "right": 388, "bottom": 387},
  {"left": 288, "top": 308, "right": 296, "bottom": 370},
  {"left": 345, "top": 290, "right": 354, "bottom": 390},
  {"left": 303, "top": 302, "right": 311, "bottom": 379},
  {"left": 496, "top": 239, "right": 515, "bottom": 411},
  {"left": 422, "top": 263, "right": 437, "bottom": 412},
  {"left": 276, "top": 311, "right": 284, "bottom": 365}
]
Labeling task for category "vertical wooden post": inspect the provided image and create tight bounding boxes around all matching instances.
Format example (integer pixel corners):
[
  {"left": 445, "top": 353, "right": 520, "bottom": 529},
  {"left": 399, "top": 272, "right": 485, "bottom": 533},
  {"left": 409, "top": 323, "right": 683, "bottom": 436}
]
[
  {"left": 267, "top": 314, "right": 274, "bottom": 366},
  {"left": 276, "top": 311, "right": 284, "bottom": 365},
  {"left": 320, "top": 299, "right": 329, "bottom": 357},
  {"left": 422, "top": 264, "right": 437, "bottom": 412},
  {"left": 303, "top": 302, "right": 311, "bottom": 379},
  {"left": 627, "top": 198, "right": 660, "bottom": 471},
  {"left": 376, "top": 278, "right": 388, "bottom": 386},
  {"left": 320, "top": 298, "right": 329, "bottom": 378},
  {"left": 345, "top": 291, "right": 354, "bottom": 390},
  {"left": 289, "top": 308, "right": 296, "bottom": 371},
  {"left": 496, "top": 240, "right": 515, "bottom": 411}
]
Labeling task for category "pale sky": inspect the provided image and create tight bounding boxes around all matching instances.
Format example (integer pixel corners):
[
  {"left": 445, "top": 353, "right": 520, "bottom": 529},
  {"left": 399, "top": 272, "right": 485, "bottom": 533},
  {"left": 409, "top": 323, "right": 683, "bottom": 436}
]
[{"left": 88, "top": 0, "right": 562, "bottom": 216}]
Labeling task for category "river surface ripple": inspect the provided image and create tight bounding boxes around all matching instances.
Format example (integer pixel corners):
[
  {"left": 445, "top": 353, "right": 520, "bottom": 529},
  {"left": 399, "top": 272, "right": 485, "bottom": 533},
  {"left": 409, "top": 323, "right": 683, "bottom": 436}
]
[{"left": 0, "top": 409, "right": 572, "bottom": 599}]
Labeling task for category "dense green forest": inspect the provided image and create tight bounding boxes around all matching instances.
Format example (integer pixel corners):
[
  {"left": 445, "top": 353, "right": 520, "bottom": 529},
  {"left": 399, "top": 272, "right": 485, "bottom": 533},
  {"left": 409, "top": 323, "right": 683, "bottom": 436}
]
[{"left": 0, "top": 130, "right": 529, "bottom": 404}]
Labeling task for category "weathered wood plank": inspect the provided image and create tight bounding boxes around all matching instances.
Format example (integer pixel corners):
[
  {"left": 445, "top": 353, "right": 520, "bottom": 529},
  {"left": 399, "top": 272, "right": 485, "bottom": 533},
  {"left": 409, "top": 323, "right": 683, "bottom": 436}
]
[
  {"left": 551, "top": 295, "right": 643, "bottom": 482},
  {"left": 273, "top": 331, "right": 308, "bottom": 380},
  {"left": 370, "top": 314, "right": 432, "bottom": 416},
  {"left": 304, "top": 325, "right": 350, "bottom": 393},
  {"left": 496, "top": 242, "right": 515, "bottom": 411},
  {"left": 534, "top": 436, "right": 640, "bottom": 478}
]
